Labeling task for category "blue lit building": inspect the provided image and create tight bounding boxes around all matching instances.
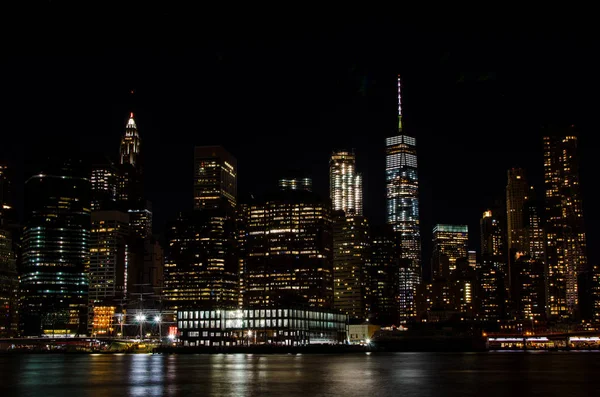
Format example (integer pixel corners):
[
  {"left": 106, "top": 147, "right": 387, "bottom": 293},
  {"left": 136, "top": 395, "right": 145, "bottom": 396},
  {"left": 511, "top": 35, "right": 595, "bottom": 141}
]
[
  {"left": 20, "top": 158, "right": 91, "bottom": 336},
  {"left": 386, "top": 75, "right": 421, "bottom": 322}
]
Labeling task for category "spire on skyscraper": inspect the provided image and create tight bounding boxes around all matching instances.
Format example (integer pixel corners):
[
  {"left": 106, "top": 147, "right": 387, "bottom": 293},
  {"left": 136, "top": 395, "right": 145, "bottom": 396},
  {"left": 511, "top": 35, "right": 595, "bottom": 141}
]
[
  {"left": 120, "top": 112, "right": 140, "bottom": 168},
  {"left": 397, "top": 74, "right": 403, "bottom": 131}
]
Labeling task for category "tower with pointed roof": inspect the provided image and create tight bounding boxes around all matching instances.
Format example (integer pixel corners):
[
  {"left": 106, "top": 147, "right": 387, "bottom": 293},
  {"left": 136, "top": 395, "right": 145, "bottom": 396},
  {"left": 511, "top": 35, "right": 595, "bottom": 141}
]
[
  {"left": 120, "top": 112, "right": 141, "bottom": 169},
  {"left": 385, "top": 75, "right": 421, "bottom": 323}
]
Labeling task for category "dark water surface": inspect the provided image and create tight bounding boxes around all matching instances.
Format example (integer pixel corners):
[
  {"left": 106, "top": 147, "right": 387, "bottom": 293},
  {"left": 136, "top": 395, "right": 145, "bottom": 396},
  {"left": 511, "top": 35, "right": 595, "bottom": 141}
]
[{"left": 1, "top": 352, "right": 599, "bottom": 396}]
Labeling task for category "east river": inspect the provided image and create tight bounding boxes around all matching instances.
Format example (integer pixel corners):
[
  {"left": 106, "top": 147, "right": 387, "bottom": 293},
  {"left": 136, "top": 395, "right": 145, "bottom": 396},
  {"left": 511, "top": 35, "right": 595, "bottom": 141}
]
[{"left": 1, "top": 352, "right": 599, "bottom": 396}]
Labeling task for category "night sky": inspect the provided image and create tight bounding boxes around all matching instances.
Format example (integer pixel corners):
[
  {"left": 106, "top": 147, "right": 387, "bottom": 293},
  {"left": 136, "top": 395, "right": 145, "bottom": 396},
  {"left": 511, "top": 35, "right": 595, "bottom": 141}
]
[{"left": 3, "top": 17, "right": 600, "bottom": 275}]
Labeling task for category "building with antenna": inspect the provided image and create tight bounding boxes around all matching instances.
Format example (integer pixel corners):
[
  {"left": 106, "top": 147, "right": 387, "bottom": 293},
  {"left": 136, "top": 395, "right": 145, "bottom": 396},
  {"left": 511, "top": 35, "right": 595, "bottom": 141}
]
[{"left": 386, "top": 75, "right": 421, "bottom": 322}]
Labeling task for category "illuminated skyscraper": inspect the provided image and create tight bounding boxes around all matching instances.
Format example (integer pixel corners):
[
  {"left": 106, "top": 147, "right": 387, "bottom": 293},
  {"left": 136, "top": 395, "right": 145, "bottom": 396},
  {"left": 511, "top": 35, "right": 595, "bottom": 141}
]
[
  {"left": 386, "top": 75, "right": 421, "bottom": 320},
  {"left": 333, "top": 211, "right": 369, "bottom": 321},
  {"left": 164, "top": 210, "right": 239, "bottom": 311},
  {"left": 120, "top": 113, "right": 141, "bottom": 168},
  {"left": 368, "top": 226, "right": 401, "bottom": 325},
  {"left": 543, "top": 128, "right": 587, "bottom": 319},
  {"left": 431, "top": 224, "right": 468, "bottom": 279},
  {"left": 330, "top": 150, "right": 362, "bottom": 216},
  {"left": 506, "top": 168, "right": 529, "bottom": 298},
  {"left": 117, "top": 113, "right": 149, "bottom": 238},
  {"left": 241, "top": 187, "right": 333, "bottom": 309},
  {"left": 88, "top": 210, "right": 130, "bottom": 334},
  {"left": 506, "top": 168, "right": 529, "bottom": 255},
  {"left": 0, "top": 163, "right": 14, "bottom": 226},
  {"left": 194, "top": 146, "right": 237, "bottom": 211},
  {"left": 164, "top": 146, "right": 239, "bottom": 312},
  {"left": 480, "top": 210, "right": 504, "bottom": 257},
  {"left": 90, "top": 157, "right": 119, "bottom": 211},
  {"left": 20, "top": 158, "right": 91, "bottom": 336}
]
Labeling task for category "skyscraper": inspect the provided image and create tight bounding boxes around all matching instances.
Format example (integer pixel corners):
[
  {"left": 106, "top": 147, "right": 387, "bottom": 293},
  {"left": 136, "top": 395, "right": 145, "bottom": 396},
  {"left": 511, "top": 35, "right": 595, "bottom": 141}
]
[
  {"left": 431, "top": 224, "right": 468, "bottom": 279},
  {"left": 386, "top": 75, "right": 421, "bottom": 320},
  {"left": 88, "top": 210, "right": 130, "bottom": 335},
  {"left": 118, "top": 113, "right": 150, "bottom": 239},
  {"left": 506, "top": 168, "right": 529, "bottom": 299},
  {"left": 164, "top": 210, "right": 239, "bottom": 311},
  {"left": 333, "top": 211, "right": 369, "bottom": 321},
  {"left": 20, "top": 158, "right": 91, "bottom": 336},
  {"left": 330, "top": 150, "right": 362, "bottom": 216},
  {"left": 480, "top": 210, "right": 504, "bottom": 257},
  {"left": 0, "top": 163, "right": 14, "bottom": 226},
  {"left": 0, "top": 227, "right": 18, "bottom": 337},
  {"left": 90, "top": 157, "right": 120, "bottom": 211},
  {"left": 368, "top": 226, "right": 401, "bottom": 325},
  {"left": 241, "top": 184, "right": 333, "bottom": 309},
  {"left": 543, "top": 128, "right": 587, "bottom": 319},
  {"left": 164, "top": 146, "right": 239, "bottom": 312},
  {"left": 506, "top": 168, "right": 529, "bottom": 256},
  {"left": 193, "top": 146, "right": 237, "bottom": 211},
  {"left": 120, "top": 112, "right": 141, "bottom": 168}
]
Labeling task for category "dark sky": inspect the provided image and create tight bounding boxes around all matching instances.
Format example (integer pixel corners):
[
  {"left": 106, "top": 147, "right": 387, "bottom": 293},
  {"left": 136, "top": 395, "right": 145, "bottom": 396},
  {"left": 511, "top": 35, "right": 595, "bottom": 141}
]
[{"left": 3, "top": 15, "right": 600, "bottom": 274}]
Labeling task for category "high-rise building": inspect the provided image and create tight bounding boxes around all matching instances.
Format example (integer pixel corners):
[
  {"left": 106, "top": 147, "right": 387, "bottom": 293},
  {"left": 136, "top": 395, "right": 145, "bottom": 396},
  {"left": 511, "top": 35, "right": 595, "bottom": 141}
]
[
  {"left": 515, "top": 256, "right": 546, "bottom": 321},
  {"left": 117, "top": 112, "right": 148, "bottom": 240},
  {"left": 480, "top": 210, "right": 504, "bottom": 257},
  {"left": 193, "top": 146, "right": 237, "bottom": 211},
  {"left": 241, "top": 186, "right": 333, "bottom": 309},
  {"left": 544, "top": 128, "right": 587, "bottom": 319},
  {"left": 0, "top": 163, "right": 15, "bottom": 226},
  {"left": 431, "top": 224, "right": 468, "bottom": 279},
  {"left": 524, "top": 192, "right": 546, "bottom": 261},
  {"left": 20, "top": 158, "right": 91, "bottom": 336},
  {"left": 164, "top": 210, "right": 239, "bottom": 311},
  {"left": 506, "top": 168, "right": 529, "bottom": 255},
  {"left": 120, "top": 112, "right": 141, "bottom": 168},
  {"left": 129, "top": 200, "right": 153, "bottom": 239},
  {"left": 591, "top": 264, "right": 600, "bottom": 324},
  {"left": 0, "top": 227, "right": 18, "bottom": 337},
  {"left": 88, "top": 210, "right": 130, "bottom": 335},
  {"left": 330, "top": 150, "right": 362, "bottom": 216},
  {"left": 386, "top": 75, "right": 421, "bottom": 319},
  {"left": 333, "top": 211, "right": 369, "bottom": 321},
  {"left": 477, "top": 256, "right": 507, "bottom": 322},
  {"left": 506, "top": 168, "right": 529, "bottom": 300},
  {"left": 368, "top": 226, "right": 400, "bottom": 325},
  {"left": 90, "top": 158, "right": 120, "bottom": 211}
]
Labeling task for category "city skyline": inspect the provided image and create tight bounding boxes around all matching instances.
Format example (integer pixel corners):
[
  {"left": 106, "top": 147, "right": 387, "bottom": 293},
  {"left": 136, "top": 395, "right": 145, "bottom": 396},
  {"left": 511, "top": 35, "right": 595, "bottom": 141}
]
[{"left": 3, "top": 33, "right": 600, "bottom": 273}]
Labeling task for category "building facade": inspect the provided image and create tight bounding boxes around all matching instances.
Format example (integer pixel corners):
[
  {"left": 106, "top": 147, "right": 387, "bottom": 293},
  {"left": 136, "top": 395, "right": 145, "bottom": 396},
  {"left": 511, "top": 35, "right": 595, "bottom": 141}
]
[
  {"left": 330, "top": 150, "right": 362, "bottom": 216},
  {"left": 368, "top": 225, "right": 400, "bottom": 325},
  {"left": 386, "top": 75, "right": 421, "bottom": 321},
  {"left": 543, "top": 130, "right": 587, "bottom": 319},
  {"left": 164, "top": 210, "right": 239, "bottom": 311},
  {"left": 177, "top": 307, "right": 347, "bottom": 346},
  {"left": 193, "top": 146, "right": 237, "bottom": 211},
  {"left": 20, "top": 158, "right": 91, "bottom": 336},
  {"left": 88, "top": 210, "right": 130, "bottom": 335},
  {"left": 241, "top": 186, "right": 333, "bottom": 309},
  {"left": 431, "top": 224, "right": 468, "bottom": 279},
  {"left": 332, "top": 212, "right": 369, "bottom": 321}
]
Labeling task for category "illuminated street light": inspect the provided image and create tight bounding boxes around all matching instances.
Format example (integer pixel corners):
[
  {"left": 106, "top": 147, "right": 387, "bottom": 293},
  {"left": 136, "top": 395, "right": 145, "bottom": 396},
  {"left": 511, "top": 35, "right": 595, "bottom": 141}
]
[{"left": 154, "top": 316, "right": 161, "bottom": 323}]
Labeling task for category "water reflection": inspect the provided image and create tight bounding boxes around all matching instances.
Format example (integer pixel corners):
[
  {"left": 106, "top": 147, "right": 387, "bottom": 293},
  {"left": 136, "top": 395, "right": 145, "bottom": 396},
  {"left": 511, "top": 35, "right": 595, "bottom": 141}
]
[{"left": 2, "top": 352, "right": 600, "bottom": 396}]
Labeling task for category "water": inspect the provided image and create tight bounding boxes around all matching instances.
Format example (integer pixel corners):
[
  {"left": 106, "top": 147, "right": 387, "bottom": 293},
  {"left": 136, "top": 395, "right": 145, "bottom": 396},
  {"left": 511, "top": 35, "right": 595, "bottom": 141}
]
[{"left": 1, "top": 352, "right": 599, "bottom": 396}]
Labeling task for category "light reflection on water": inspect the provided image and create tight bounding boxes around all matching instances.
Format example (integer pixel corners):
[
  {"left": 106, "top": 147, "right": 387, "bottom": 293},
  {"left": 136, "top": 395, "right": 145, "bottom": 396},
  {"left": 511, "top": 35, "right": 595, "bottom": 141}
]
[{"left": 1, "top": 352, "right": 600, "bottom": 396}]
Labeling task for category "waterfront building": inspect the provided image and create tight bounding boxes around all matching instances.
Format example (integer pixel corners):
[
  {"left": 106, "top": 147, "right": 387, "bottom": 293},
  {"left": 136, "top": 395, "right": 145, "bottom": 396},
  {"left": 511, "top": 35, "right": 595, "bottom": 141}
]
[{"left": 177, "top": 307, "right": 347, "bottom": 346}]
